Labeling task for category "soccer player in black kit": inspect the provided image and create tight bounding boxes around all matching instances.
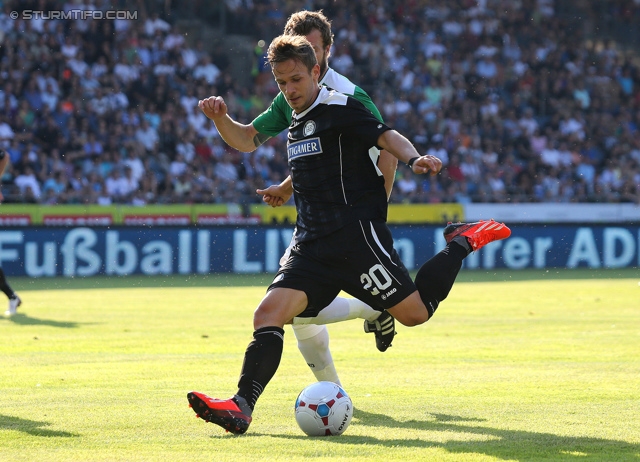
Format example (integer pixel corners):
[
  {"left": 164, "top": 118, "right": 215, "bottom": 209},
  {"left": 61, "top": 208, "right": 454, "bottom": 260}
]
[
  {"left": 0, "top": 150, "right": 22, "bottom": 317},
  {"left": 188, "top": 35, "right": 511, "bottom": 434}
]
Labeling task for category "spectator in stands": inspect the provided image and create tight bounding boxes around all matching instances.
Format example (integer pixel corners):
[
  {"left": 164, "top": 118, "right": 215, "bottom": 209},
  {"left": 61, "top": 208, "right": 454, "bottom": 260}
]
[
  {"left": 395, "top": 168, "right": 419, "bottom": 202},
  {"left": 214, "top": 151, "right": 239, "bottom": 184},
  {"left": 104, "top": 168, "right": 128, "bottom": 203},
  {"left": 144, "top": 11, "right": 171, "bottom": 37},
  {"left": 193, "top": 55, "right": 221, "bottom": 85},
  {"left": 135, "top": 120, "right": 159, "bottom": 152},
  {"left": 14, "top": 166, "right": 42, "bottom": 201},
  {"left": 0, "top": 114, "right": 14, "bottom": 149}
]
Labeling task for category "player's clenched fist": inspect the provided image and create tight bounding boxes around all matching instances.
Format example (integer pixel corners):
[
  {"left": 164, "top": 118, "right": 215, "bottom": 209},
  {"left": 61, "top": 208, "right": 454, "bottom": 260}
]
[
  {"left": 411, "top": 155, "right": 442, "bottom": 176},
  {"left": 198, "top": 96, "right": 228, "bottom": 120}
]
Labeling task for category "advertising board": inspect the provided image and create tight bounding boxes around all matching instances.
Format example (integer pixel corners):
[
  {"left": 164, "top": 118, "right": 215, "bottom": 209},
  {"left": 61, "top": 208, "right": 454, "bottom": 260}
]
[{"left": 1, "top": 225, "right": 638, "bottom": 277}]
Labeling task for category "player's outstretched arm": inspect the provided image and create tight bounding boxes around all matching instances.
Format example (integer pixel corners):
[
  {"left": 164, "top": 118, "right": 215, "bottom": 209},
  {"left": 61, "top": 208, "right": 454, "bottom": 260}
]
[
  {"left": 198, "top": 96, "right": 263, "bottom": 153},
  {"left": 378, "top": 149, "right": 397, "bottom": 200},
  {"left": 256, "top": 176, "right": 293, "bottom": 207},
  {"left": 377, "top": 130, "right": 442, "bottom": 176}
]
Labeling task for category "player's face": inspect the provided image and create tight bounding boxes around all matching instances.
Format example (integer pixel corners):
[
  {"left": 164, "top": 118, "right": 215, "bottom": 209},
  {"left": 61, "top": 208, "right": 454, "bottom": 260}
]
[
  {"left": 305, "top": 29, "right": 330, "bottom": 78},
  {"left": 273, "top": 58, "right": 320, "bottom": 113}
]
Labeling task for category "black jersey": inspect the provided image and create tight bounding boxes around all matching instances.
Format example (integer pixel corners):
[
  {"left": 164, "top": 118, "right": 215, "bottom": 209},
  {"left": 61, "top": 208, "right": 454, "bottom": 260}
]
[{"left": 287, "top": 87, "right": 392, "bottom": 242}]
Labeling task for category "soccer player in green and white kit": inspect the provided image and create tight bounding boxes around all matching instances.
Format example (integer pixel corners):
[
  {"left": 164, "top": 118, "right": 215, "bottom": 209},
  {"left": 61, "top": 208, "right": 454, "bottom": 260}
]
[{"left": 199, "top": 11, "right": 397, "bottom": 387}]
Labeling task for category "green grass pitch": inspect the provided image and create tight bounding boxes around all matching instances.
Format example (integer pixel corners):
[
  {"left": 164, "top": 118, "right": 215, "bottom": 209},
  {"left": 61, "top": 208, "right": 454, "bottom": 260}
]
[{"left": 1, "top": 269, "right": 639, "bottom": 461}]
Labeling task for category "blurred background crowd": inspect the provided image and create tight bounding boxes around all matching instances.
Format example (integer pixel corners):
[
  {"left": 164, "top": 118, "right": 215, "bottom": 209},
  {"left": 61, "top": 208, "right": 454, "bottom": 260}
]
[{"left": 1, "top": 0, "right": 639, "bottom": 206}]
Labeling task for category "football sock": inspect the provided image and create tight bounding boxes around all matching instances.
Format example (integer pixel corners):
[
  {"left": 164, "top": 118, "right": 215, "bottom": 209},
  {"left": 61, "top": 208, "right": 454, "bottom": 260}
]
[
  {"left": 292, "top": 296, "right": 380, "bottom": 325},
  {"left": 0, "top": 268, "right": 15, "bottom": 299},
  {"left": 292, "top": 324, "right": 342, "bottom": 386},
  {"left": 231, "top": 394, "right": 253, "bottom": 417},
  {"left": 452, "top": 235, "right": 472, "bottom": 255},
  {"left": 414, "top": 241, "right": 467, "bottom": 318},
  {"left": 236, "top": 326, "right": 284, "bottom": 410}
]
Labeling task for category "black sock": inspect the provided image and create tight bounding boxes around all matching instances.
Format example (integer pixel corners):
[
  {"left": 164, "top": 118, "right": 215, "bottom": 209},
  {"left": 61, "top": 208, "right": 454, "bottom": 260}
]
[
  {"left": 452, "top": 235, "right": 472, "bottom": 255},
  {"left": 414, "top": 241, "right": 467, "bottom": 318},
  {"left": 236, "top": 326, "right": 285, "bottom": 410},
  {"left": 0, "top": 268, "right": 15, "bottom": 299}
]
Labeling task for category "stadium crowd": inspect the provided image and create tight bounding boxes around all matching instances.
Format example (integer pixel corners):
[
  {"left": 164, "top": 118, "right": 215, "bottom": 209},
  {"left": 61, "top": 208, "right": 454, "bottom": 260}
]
[{"left": 1, "top": 0, "right": 639, "bottom": 206}]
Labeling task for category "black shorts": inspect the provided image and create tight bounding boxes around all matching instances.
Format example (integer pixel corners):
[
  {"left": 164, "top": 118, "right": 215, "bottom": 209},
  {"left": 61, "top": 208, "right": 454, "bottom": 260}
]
[{"left": 268, "top": 219, "right": 416, "bottom": 318}]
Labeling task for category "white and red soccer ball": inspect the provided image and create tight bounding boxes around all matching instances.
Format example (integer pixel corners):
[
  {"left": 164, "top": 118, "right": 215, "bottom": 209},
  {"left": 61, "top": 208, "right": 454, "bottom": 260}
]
[{"left": 294, "top": 381, "right": 353, "bottom": 436}]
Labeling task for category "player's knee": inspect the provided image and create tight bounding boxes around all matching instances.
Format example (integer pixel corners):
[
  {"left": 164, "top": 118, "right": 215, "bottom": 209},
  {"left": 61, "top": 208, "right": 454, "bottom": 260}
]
[
  {"left": 253, "top": 302, "right": 283, "bottom": 329},
  {"left": 389, "top": 293, "right": 431, "bottom": 327},
  {"left": 394, "top": 310, "right": 429, "bottom": 327}
]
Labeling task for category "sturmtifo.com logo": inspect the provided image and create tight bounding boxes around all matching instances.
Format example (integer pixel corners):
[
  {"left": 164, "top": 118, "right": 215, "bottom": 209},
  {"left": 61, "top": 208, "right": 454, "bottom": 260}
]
[{"left": 10, "top": 10, "right": 138, "bottom": 20}]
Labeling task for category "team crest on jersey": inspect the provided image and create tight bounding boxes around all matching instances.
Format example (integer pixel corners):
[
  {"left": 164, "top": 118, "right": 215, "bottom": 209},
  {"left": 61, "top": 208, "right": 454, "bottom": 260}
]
[
  {"left": 288, "top": 137, "right": 323, "bottom": 160},
  {"left": 303, "top": 120, "right": 316, "bottom": 136}
]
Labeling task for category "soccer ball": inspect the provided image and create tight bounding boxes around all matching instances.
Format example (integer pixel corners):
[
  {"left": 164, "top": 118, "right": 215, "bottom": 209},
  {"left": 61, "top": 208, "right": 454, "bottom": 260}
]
[{"left": 294, "top": 381, "right": 353, "bottom": 436}]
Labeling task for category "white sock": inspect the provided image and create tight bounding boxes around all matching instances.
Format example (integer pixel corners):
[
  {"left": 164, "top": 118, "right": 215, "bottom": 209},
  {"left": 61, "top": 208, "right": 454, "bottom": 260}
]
[
  {"left": 292, "top": 324, "right": 341, "bottom": 386},
  {"left": 293, "top": 297, "right": 380, "bottom": 325}
]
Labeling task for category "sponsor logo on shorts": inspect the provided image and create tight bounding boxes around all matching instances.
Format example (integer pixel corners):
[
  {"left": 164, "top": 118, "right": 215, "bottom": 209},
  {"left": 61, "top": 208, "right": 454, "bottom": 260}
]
[{"left": 380, "top": 287, "right": 397, "bottom": 300}]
